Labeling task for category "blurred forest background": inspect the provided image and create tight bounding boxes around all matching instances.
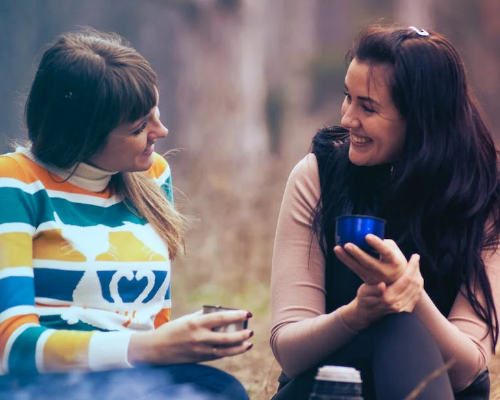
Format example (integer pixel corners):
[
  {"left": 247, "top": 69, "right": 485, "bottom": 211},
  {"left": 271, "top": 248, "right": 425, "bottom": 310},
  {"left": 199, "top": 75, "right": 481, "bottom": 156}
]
[{"left": 2, "top": 0, "right": 500, "bottom": 398}]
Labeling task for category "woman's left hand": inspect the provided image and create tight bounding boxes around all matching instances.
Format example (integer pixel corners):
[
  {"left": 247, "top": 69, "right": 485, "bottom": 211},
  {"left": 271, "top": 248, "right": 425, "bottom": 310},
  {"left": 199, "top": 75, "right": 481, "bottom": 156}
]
[{"left": 334, "top": 234, "right": 407, "bottom": 285}]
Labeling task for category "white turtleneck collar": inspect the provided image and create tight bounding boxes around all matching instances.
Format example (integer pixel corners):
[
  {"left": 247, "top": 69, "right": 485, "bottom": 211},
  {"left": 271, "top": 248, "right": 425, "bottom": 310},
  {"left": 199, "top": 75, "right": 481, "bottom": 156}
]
[{"left": 17, "top": 147, "right": 118, "bottom": 192}]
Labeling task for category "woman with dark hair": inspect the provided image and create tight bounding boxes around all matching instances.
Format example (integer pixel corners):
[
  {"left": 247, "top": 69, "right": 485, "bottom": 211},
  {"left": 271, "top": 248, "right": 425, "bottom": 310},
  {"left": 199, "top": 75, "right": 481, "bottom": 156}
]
[
  {"left": 270, "top": 24, "right": 500, "bottom": 400},
  {"left": 0, "top": 28, "right": 252, "bottom": 400}
]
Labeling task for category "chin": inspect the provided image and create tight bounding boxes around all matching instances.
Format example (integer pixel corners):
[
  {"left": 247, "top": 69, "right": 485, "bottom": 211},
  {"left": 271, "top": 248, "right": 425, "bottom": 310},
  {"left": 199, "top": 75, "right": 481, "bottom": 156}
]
[
  {"left": 349, "top": 154, "right": 370, "bottom": 167},
  {"left": 140, "top": 160, "right": 155, "bottom": 171},
  {"left": 133, "top": 164, "right": 153, "bottom": 172},
  {"left": 348, "top": 149, "right": 387, "bottom": 167}
]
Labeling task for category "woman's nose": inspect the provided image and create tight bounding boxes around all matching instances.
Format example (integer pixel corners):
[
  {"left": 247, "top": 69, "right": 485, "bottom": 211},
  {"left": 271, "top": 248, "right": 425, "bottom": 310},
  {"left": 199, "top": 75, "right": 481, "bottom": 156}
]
[
  {"left": 340, "top": 107, "right": 360, "bottom": 129},
  {"left": 149, "top": 116, "right": 168, "bottom": 140},
  {"left": 155, "top": 121, "right": 168, "bottom": 139}
]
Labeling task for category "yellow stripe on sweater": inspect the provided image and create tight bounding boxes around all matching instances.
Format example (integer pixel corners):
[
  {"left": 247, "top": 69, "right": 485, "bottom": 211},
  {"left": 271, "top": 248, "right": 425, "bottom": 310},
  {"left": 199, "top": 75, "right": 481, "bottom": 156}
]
[
  {"left": 43, "top": 330, "right": 94, "bottom": 372},
  {"left": 0, "top": 232, "right": 32, "bottom": 268}
]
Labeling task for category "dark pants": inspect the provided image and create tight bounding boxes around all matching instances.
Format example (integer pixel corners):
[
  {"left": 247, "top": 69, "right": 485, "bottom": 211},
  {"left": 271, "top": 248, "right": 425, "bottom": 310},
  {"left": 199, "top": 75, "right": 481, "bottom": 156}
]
[
  {"left": 273, "top": 313, "right": 489, "bottom": 400},
  {"left": 0, "top": 363, "right": 250, "bottom": 400}
]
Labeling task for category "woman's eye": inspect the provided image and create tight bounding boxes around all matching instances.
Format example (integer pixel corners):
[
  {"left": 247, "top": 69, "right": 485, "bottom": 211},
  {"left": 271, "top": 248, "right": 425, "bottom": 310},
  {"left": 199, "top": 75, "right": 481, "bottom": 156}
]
[
  {"left": 343, "top": 91, "right": 351, "bottom": 101},
  {"left": 132, "top": 120, "right": 148, "bottom": 136}
]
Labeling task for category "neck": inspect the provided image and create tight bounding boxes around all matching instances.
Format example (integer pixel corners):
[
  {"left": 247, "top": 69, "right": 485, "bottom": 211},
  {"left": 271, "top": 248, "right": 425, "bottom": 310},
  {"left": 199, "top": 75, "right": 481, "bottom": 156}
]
[{"left": 17, "top": 147, "right": 118, "bottom": 192}]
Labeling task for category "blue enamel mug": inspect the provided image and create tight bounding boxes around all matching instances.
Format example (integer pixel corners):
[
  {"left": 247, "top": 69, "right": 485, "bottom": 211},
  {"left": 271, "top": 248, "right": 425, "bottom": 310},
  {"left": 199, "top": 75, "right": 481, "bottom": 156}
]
[{"left": 335, "top": 215, "right": 386, "bottom": 254}]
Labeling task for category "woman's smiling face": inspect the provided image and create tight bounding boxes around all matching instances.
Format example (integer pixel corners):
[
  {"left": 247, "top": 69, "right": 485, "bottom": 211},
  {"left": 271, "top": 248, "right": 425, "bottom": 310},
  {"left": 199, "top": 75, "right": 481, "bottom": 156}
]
[
  {"left": 88, "top": 92, "right": 168, "bottom": 172},
  {"left": 341, "top": 58, "right": 406, "bottom": 167}
]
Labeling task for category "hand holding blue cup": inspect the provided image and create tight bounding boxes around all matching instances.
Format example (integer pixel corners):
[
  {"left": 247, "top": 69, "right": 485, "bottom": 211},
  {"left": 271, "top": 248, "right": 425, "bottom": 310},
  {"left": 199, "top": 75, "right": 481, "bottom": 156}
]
[{"left": 335, "top": 215, "right": 386, "bottom": 255}]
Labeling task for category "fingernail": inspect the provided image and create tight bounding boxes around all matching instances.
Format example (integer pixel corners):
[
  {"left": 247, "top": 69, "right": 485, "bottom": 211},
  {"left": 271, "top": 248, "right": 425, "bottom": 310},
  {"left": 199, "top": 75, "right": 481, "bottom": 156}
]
[
  {"left": 246, "top": 311, "right": 253, "bottom": 318},
  {"left": 249, "top": 330, "right": 254, "bottom": 338},
  {"left": 246, "top": 343, "right": 253, "bottom": 350}
]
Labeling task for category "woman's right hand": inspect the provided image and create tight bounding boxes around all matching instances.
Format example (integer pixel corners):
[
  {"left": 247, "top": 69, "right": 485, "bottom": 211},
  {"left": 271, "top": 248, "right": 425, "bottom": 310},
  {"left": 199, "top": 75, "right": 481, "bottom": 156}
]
[
  {"left": 128, "top": 310, "right": 253, "bottom": 365},
  {"left": 340, "top": 254, "right": 423, "bottom": 331}
]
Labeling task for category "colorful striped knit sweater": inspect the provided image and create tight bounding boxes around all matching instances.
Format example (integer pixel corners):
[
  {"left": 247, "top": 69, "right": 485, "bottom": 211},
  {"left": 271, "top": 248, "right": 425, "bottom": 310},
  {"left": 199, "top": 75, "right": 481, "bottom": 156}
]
[{"left": 0, "top": 148, "right": 173, "bottom": 375}]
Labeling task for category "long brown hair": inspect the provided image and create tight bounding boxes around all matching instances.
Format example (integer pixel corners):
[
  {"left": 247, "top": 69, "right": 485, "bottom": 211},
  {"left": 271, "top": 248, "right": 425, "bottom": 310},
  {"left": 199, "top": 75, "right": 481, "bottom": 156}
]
[{"left": 25, "top": 28, "right": 184, "bottom": 259}]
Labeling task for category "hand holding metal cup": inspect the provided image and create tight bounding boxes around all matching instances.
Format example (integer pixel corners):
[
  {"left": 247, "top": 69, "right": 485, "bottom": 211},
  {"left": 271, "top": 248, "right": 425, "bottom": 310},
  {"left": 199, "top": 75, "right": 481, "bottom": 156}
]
[{"left": 202, "top": 305, "right": 249, "bottom": 332}]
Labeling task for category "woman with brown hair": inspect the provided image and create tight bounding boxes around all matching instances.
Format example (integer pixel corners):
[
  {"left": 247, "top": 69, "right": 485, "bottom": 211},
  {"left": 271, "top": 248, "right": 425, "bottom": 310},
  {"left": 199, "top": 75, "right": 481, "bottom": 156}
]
[
  {"left": 0, "top": 28, "right": 252, "bottom": 400},
  {"left": 271, "top": 24, "right": 500, "bottom": 400}
]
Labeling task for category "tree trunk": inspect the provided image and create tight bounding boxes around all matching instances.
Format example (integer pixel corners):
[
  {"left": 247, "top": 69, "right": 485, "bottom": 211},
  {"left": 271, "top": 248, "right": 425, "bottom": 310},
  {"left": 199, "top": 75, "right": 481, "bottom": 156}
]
[{"left": 393, "top": 0, "right": 434, "bottom": 29}]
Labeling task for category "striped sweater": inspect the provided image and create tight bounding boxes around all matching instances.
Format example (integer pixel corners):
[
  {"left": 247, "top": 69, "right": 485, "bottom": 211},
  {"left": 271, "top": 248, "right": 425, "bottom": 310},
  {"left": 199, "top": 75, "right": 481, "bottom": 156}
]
[{"left": 0, "top": 148, "right": 173, "bottom": 375}]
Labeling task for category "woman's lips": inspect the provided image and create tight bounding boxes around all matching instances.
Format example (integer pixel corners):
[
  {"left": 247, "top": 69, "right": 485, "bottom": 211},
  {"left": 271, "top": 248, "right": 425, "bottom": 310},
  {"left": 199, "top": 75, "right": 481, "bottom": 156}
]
[
  {"left": 143, "top": 144, "right": 154, "bottom": 156},
  {"left": 350, "top": 133, "right": 372, "bottom": 145}
]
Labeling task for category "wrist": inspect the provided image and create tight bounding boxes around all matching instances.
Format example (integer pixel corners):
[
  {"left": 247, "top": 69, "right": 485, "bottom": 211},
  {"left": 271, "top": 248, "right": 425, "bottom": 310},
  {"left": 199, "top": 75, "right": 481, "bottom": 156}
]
[
  {"left": 128, "top": 331, "right": 156, "bottom": 366},
  {"left": 340, "top": 300, "right": 370, "bottom": 332}
]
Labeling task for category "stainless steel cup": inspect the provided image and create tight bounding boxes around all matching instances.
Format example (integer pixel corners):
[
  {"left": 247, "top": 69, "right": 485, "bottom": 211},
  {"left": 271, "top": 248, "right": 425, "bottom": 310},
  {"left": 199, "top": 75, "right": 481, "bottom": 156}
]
[{"left": 202, "top": 305, "right": 248, "bottom": 332}]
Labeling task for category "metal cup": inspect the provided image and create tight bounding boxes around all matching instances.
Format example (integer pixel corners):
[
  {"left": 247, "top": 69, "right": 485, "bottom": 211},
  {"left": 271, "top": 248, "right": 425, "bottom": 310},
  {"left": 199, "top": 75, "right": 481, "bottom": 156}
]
[
  {"left": 202, "top": 305, "right": 248, "bottom": 332},
  {"left": 335, "top": 215, "right": 386, "bottom": 255}
]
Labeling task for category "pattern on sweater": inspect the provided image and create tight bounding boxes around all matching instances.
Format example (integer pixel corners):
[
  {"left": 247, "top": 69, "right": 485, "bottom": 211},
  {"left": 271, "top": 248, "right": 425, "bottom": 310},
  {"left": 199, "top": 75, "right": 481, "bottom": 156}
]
[{"left": 0, "top": 151, "right": 173, "bottom": 374}]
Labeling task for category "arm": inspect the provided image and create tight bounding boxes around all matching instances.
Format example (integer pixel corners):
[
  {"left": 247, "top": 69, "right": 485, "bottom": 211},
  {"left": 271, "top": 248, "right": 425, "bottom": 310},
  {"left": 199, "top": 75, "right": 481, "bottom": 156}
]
[
  {"left": 334, "top": 223, "right": 500, "bottom": 391},
  {"left": 270, "top": 154, "right": 358, "bottom": 378},
  {"left": 0, "top": 155, "right": 133, "bottom": 374},
  {"left": 413, "top": 247, "right": 500, "bottom": 392}
]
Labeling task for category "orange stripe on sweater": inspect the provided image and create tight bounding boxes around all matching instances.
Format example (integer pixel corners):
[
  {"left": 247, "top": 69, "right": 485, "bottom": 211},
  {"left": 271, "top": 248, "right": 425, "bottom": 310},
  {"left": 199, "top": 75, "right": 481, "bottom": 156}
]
[
  {"left": 154, "top": 308, "right": 171, "bottom": 328},
  {"left": 0, "top": 154, "right": 112, "bottom": 197},
  {"left": 0, "top": 314, "right": 39, "bottom": 362},
  {"left": 1, "top": 153, "right": 167, "bottom": 193}
]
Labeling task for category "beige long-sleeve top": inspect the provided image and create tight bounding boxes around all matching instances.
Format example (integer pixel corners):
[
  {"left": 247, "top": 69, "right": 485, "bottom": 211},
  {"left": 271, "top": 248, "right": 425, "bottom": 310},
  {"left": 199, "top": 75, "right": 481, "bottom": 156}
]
[{"left": 270, "top": 153, "right": 500, "bottom": 392}]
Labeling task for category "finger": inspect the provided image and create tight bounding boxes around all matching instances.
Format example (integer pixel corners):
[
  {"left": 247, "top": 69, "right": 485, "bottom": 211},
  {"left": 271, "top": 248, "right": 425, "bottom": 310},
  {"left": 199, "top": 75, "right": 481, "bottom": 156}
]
[
  {"left": 358, "top": 283, "right": 385, "bottom": 296},
  {"left": 342, "top": 243, "right": 381, "bottom": 270},
  {"left": 208, "top": 341, "right": 253, "bottom": 360},
  {"left": 335, "top": 244, "right": 373, "bottom": 269},
  {"left": 334, "top": 246, "right": 379, "bottom": 284},
  {"left": 334, "top": 245, "right": 365, "bottom": 269},
  {"left": 208, "top": 329, "right": 254, "bottom": 347},
  {"left": 335, "top": 245, "right": 398, "bottom": 285},
  {"left": 407, "top": 253, "right": 421, "bottom": 270},
  {"left": 200, "top": 310, "right": 251, "bottom": 329},
  {"left": 365, "top": 235, "right": 404, "bottom": 262}
]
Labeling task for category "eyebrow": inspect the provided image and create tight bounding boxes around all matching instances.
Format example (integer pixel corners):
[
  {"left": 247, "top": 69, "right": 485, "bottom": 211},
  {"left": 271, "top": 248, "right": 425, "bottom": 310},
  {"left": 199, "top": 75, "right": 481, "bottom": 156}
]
[{"left": 344, "top": 84, "right": 382, "bottom": 108}]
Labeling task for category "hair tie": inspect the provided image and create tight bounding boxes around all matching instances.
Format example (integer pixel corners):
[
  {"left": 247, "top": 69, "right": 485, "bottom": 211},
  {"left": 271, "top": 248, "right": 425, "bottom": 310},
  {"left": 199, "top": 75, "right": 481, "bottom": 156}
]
[{"left": 408, "top": 26, "right": 429, "bottom": 37}]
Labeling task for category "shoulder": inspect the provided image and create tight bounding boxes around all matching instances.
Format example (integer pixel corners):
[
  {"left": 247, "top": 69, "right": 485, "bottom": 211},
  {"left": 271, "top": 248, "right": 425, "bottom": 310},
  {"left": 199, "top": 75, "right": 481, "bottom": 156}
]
[
  {"left": 285, "top": 153, "right": 321, "bottom": 207},
  {"left": 145, "top": 153, "right": 171, "bottom": 183},
  {"left": 290, "top": 153, "right": 319, "bottom": 183},
  {"left": 0, "top": 151, "right": 43, "bottom": 182}
]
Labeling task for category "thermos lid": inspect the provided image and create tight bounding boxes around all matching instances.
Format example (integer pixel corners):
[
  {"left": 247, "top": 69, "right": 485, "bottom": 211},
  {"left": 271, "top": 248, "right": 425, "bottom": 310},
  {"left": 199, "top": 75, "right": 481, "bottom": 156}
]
[{"left": 315, "top": 366, "right": 362, "bottom": 383}]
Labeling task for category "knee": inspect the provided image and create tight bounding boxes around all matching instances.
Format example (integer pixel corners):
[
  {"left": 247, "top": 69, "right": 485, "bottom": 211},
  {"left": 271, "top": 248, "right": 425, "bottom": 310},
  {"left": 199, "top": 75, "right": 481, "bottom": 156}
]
[
  {"left": 370, "top": 312, "right": 436, "bottom": 348},
  {"left": 182, "top": 364, "right": 249, "bottom": 400}
]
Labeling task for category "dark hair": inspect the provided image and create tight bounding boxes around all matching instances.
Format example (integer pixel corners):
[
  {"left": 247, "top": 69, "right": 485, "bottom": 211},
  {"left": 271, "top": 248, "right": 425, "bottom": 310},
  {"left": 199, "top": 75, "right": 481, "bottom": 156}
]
[
  {"left": 313, "top": 24, "right": 500, "bottom": 349},
  {"left": 25, "top": 28, "right": 157, "bottom": 169}
]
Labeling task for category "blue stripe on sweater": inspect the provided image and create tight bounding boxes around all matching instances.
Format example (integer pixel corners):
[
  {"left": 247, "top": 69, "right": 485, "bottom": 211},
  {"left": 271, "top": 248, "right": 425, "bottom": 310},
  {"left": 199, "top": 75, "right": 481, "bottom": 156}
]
[
  {"left": 0, "top": 276, "right": 35, "bottom": 313},
  {"left": 34, "top": 269, "right": 168, "bottom": 304},
  {"left": 0, "top": 187, "right": 148, "bottom": 227}
]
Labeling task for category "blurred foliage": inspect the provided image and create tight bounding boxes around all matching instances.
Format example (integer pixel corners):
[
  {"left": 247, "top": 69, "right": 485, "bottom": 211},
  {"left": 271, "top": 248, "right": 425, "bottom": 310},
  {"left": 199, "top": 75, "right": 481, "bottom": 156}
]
[
  {"left": 308, "top": 50, "right": 347, "bottom": 112},
  {"left": 265, "top": 87, "right": 285, "bottom": 155},
  {"left": 216, "top": 0, "right": 241, "bottom": 13}
]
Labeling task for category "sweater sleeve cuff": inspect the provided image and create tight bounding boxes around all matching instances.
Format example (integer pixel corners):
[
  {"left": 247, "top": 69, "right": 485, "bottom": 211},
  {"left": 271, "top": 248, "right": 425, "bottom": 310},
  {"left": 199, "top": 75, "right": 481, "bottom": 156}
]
[{"left": 88, "top": 331, "right": 133, "bottom": 371}]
